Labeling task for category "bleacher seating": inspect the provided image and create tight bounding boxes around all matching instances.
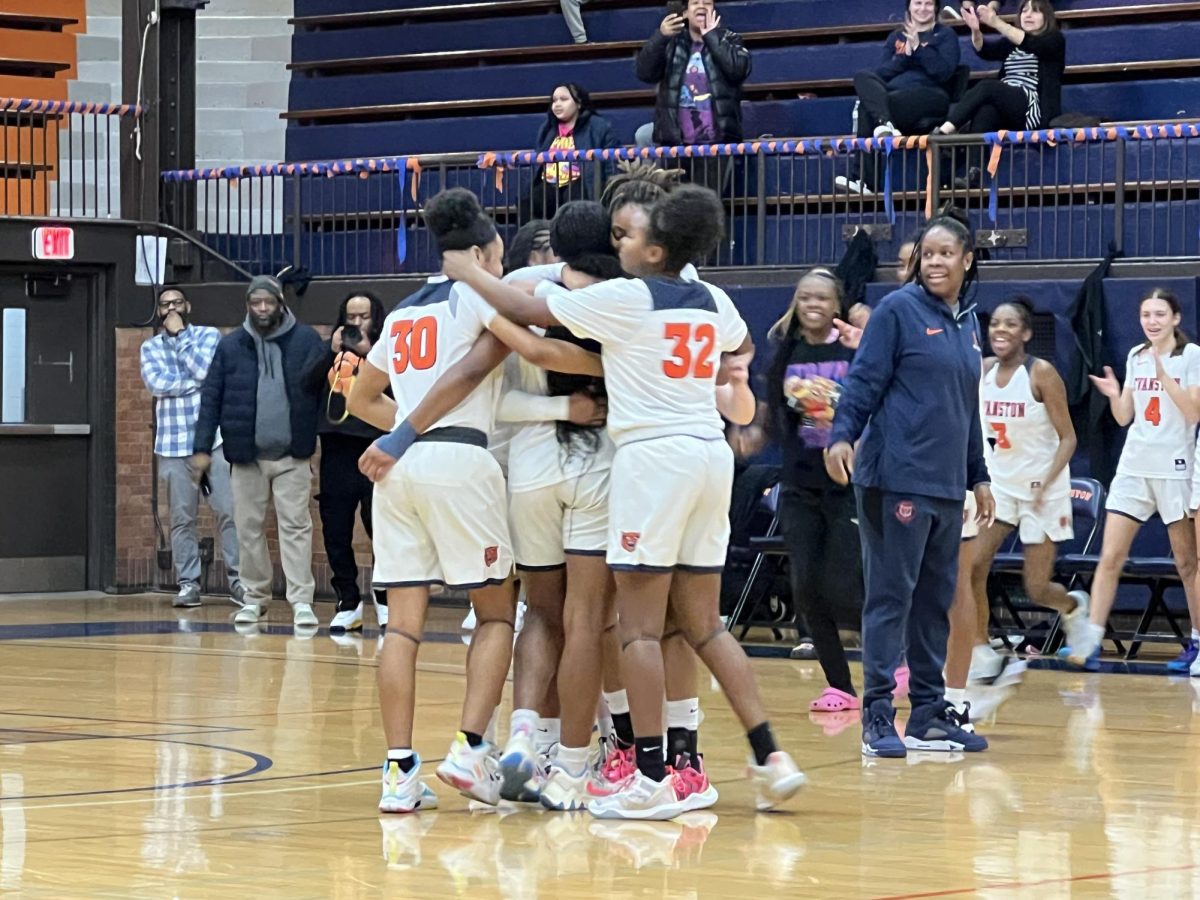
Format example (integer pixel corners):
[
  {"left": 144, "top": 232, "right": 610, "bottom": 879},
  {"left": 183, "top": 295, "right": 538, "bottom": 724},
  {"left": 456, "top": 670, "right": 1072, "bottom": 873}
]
[{"left": 284, "top": 0, "right": 1200, "bottom": 160}]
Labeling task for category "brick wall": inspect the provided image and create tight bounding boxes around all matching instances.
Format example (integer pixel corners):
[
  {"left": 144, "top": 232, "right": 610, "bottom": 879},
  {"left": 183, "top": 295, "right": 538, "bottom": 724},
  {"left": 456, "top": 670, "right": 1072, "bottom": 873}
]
[{"left": 114, "top": 326, "right": 374, "bottom": 598}]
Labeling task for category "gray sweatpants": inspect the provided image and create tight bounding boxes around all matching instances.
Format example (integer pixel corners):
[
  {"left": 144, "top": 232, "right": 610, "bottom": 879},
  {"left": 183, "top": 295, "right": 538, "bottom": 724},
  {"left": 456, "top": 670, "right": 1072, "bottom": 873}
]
[
  {"left": 158, "top": 445, "right": 240, "bottom": 590},
  {"left": 231, "top": 456, "right": 316, "bottom": 608},
  {"left": 560, "top": 0, "right": 587, "bottom": 42}
]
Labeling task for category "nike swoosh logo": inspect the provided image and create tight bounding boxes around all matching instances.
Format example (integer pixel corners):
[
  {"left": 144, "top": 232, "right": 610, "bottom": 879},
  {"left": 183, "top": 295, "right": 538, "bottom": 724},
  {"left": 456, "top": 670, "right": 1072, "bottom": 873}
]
[{"left": 926, "top": 328, "right": 944, "bottom": 336}]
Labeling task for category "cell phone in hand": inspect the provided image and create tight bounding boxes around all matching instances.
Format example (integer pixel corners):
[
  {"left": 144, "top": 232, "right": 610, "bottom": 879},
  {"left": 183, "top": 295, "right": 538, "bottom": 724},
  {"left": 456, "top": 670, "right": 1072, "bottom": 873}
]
[
  {"left": 341, "top": 324, "right": 362, "bottom": 347},
  {"left": 666, "top": 1, "right": 684, "bottom": 17}
]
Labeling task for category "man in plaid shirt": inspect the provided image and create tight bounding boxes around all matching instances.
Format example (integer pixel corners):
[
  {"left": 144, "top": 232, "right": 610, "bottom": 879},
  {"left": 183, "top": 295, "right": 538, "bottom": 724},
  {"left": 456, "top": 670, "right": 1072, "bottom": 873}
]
[{"left": 140, "top": 287, "right": 242, "bottom": 608}]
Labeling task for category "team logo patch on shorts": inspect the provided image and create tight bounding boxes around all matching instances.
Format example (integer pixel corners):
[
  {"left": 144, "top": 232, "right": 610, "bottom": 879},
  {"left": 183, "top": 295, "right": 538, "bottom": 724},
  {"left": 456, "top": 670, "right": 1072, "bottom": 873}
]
[
  {"left": 483, "top": 545, "right": 499, "bottom": 566},
  {"left": 895, "top": 500, "right": 915, "bottom": 524},
  {"left": 621, "top": 532, "right": 640, "bottom": 552},
  {"left": 1060, "top": 516, "right": 1071, "bottom": 529}
]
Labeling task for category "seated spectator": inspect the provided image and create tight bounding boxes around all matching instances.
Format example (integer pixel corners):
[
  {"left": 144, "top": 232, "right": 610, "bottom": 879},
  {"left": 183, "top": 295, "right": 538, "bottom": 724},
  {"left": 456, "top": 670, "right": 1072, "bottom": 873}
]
[
  {"left": 936, "top": 0, "right": 1064, "bottom": 135},
  {"left": 837, "top": 0, "right": 961, "bottom": 195},
  {"left": 527, "top": 83, "right": 618, "bottom": 220},
  {"left": 944, "top": 0, "right": 1056, "bottom": 20},
  {"left": 635, "top": 0, "right": 750, "bottom": 189}
]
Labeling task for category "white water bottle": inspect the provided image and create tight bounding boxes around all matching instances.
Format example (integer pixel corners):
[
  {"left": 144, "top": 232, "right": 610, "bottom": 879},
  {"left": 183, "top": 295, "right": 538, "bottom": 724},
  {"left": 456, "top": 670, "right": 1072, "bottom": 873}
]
[{"left": 851, "top": 100, "right": 860, "bottom": 136}]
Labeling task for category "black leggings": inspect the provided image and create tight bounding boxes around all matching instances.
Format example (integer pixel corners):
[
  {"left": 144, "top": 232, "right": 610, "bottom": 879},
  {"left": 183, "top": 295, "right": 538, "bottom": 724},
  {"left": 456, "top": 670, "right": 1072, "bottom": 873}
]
[
  {"left": 854, "top": 71, "right": 950, "bottom": 136},
  {"left": 777, "top": 483, "right": 863, "bottom": 696},
  {"left": 318, "top": 432, "right": 387, "bottom": 611},
  {"left": 947, "top": 79, "right": 1030, "bottom": 133}
]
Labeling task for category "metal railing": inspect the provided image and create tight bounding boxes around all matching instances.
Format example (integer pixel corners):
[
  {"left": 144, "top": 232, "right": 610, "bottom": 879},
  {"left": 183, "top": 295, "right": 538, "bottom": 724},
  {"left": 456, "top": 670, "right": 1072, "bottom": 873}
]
[
  {"left": 0, "top": 98, "right": 141, "bottom": 220},
  {"left": 158, "top": 123, "right": 1200, "bottom": 278}
]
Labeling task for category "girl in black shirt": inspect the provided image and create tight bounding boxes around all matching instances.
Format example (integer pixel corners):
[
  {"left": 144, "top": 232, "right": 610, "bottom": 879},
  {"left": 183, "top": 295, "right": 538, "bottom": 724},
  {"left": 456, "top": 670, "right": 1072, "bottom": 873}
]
[
  {"left": 767, "top": 268, "right": 863, "bottom": 712},
  {"left": 937, "top": 0, "right": 1065, "bottom": 134}
]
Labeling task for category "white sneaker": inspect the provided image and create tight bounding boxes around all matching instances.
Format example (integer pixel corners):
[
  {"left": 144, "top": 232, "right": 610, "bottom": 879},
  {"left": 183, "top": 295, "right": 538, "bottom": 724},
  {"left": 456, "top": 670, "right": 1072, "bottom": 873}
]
[
  {"left": 1064, "top": 591, "right": 1091, "bottom": 650},
  {"left": 173, "top": 583, "right": 202, "bottom": 608},
  {"left": 515, "top": 600, "right": 527, "bottom": 635},
  {"left": 541, "top": 763, "right": 614, "bottom": 811},
  {"left": 498, "top": 731, "right": 538, "bottom": 802},
  {"left": 589, "top": 771, "right": 686, "bottom": 821},
  {"left": 462, "top": 608, "right": 477, "bottom": 631},
  {"left": 834, "top": 175, "right": 875, "bottom": 196},
  {"left": 1189, "top": 653, "right": 1200, "bottom": 678},
  {"left": 234, "top": 603, "right": 266, "bottom": 625},
  {"left": 330, "top": 603, "right": 364, "bottom": 633},
  {"left": 291, "top": 602, "right": 319, "bottom": 628},
  {"left": 873, "top": 121, "right": 900, "bottom": 138},
  {"left": 436, "top": 733, "right": 501, "bottom": 806},
  {"left": 373, "top": 596, "right": 388, "bottom": 630},
  {"left": 968, "top": 643, "right": 1004, "bottom": 683},
  {"left": 379, "top": 755, "right": 440, "bottom": 814},
  {"left": 747, "top": 751, "right": 807, "bottom": 811},
  {"left": 1068, "top": 621, "right": 1105, "bottom": 668}
]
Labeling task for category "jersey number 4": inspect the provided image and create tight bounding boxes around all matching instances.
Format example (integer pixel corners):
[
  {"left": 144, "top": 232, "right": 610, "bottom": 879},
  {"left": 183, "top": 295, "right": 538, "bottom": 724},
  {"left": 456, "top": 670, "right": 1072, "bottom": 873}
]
[
  {"left": 390, "top": 316, "right": 438, "bottom": 374},
  {"left": 662, "top": 323, "right": 716, "bottom": 379},
  {"left": 1144, "top": 396, "right": 1162, "bottom": 426}
]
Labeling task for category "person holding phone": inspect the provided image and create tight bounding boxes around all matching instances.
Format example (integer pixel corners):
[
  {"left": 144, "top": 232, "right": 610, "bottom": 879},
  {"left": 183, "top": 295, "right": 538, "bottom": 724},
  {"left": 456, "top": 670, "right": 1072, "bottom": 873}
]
[{"left": 635, "top": 0, "right": 751, "bottom": 168}]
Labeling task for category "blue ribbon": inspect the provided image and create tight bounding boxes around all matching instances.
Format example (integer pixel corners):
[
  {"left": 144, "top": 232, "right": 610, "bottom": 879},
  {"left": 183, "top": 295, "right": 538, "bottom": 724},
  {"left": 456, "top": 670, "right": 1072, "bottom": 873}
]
[
  {"left": 882, "top": 138, "right": 896, "bottom": 225},
  {"left": 982, "top": 132, "right": 1001, "bottom": 223},
  {"left": 396, "top": 157, "right": 408, "bottom": 267}
]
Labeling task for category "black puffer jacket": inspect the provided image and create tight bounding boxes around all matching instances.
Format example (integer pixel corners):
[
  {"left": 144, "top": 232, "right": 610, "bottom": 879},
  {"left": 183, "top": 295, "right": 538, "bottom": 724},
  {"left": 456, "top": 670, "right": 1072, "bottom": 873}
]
[{"left": 635, "top": 26, "right": 751, "bottom": 145}]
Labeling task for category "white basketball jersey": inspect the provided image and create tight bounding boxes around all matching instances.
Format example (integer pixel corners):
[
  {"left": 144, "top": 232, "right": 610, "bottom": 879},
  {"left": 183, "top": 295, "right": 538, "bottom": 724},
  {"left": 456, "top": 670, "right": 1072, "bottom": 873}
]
[
  {"left": 365, "top": 275, "right": 501, "bottom": 434},
  {"left": 1117, "top": 343, "right": 1200, "bottom": 480},
  {"left": 982, "top": 359, "right": 1070, "bottom": 500},
  {"left": 542, "top": 276, "right": 749, "bottom": 446}
]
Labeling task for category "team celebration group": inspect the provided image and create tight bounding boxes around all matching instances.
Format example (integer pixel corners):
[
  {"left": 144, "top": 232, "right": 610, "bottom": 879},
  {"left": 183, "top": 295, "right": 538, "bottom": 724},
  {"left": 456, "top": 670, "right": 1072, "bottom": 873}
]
[{"left": 193, "top": 156, "right": 1200, "bottom": 822}]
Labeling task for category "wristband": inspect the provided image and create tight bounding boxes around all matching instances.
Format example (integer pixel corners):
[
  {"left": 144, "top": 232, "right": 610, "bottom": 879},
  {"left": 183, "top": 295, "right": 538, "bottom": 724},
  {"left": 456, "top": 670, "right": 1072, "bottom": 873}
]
[{"left": 376, "top": 419, "right": 418, "bottom": 460}]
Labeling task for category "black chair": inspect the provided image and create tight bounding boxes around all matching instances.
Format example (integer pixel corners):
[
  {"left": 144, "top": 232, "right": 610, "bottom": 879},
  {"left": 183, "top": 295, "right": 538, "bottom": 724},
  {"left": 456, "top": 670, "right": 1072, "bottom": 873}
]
[
  {"left": 1121, "top": 517, "right": 1189, "bottom": 659},
  {"left": 725, "top": 484, "right": 799, "bottom": 640}
]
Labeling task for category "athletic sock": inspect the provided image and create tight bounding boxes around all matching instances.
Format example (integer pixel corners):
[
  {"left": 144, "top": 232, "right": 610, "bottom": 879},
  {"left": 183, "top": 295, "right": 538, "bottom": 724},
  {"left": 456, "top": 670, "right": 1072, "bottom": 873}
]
[
  {"left": 747, "top": 722, "right": 778, "bottom": 767},
  {"left": 462, "top": 731, "right": 485, "bottom": 748},
  {"left": 635, "top": 737, "right": 666, "bottom": 782},
  {"left": 666, "top": 698, "right": 701, "bottom": 764},
  {"left": 556, "top": 744, "right": 590, "bottom": 775},
  {"left": 510, "top": 708, "right": 538, "bottom": 740},
  {"left": 536, "top": 717, "right": 561, "bottom": 755},
  {"left": 387, "top": 748, "right": 416, "bottom": 774},
  {"left": 603, "top": 690, "right": 634, "bottom": 747},
  {"left": 944, "top": 687, "right": 968, "bottom": 713},
  {"left": 1192, "top": 628, "right": 1199, "bottom": 643}
]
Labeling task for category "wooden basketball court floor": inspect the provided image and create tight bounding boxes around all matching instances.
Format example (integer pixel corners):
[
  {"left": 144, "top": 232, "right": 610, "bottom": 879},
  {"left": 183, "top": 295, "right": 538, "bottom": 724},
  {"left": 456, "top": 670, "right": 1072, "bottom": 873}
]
[{"left": 1, "top": 593, "right": 1199, "bottom": 898}]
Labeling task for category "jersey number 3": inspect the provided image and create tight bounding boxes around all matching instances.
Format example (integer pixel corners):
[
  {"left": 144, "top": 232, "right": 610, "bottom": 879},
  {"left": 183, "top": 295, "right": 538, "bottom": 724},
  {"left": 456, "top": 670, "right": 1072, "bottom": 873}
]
[
  {"left": 662, "top": 323, "right": 716, "bottom": 379},
  {"left": 989, "top": 422, "right": 1011, "bottom": 450},
  {"left": 390, "top": 316, "right": 438, "bottom": 374}
]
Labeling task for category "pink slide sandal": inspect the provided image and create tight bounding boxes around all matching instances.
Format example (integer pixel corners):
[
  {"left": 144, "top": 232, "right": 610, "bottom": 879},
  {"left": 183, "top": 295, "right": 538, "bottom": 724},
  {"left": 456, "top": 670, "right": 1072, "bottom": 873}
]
[{"left": 809, "top": 687, "right": 862, "bottom": 713}]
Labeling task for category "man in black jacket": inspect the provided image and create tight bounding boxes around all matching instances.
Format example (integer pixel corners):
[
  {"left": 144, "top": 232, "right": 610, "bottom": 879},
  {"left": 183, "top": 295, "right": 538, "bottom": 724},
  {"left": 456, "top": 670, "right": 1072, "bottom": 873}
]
[
  {"left": 635, "top": 0, "right": 750, "bottom": 190},
  {"left": 193, "top": 275, "right": 329, "bottom": 631}
]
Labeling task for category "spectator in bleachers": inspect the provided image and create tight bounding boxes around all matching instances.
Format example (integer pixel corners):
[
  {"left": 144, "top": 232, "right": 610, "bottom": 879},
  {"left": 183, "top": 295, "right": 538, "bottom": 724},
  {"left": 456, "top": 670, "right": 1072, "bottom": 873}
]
[
  {"left": 560, "top": 0, "right": 588, "bottom": 45},
  {"left": 528, "top": 83, "right": 618, "bottom": 219},
  {"left": 936, "top": 0, "right": 1065, "bottom": 135},
  {"left": 635, "top": 0, "right": 751, "bottom": 147},
  {"left": 838, "top": 0, "right": 961, "bottom": 195}
]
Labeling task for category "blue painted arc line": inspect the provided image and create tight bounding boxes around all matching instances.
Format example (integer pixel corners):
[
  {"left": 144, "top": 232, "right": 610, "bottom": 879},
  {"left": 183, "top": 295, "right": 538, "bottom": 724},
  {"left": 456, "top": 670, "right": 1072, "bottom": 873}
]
[{"left": 0, "top": 736, "right": 273, "bottom": 802}]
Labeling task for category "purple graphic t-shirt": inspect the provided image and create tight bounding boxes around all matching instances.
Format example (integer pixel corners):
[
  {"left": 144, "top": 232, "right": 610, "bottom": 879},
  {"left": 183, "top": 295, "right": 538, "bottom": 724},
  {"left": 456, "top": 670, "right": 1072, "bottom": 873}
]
[
  {"left": 678, "top": 43, "right": 716, "bottom": 143},
  {"left": 778, "top": 340, "right": 854, "bottom": 488}
]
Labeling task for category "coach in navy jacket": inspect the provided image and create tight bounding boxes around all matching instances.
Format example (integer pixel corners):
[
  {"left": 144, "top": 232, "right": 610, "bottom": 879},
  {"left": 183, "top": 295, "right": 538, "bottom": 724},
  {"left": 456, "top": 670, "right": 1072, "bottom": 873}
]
[
  {"left": 193, "top": 275, "right": 330, "bottom": 625},
  {"left": 827, "top": 216, "right": 992, "bottom": 759}
]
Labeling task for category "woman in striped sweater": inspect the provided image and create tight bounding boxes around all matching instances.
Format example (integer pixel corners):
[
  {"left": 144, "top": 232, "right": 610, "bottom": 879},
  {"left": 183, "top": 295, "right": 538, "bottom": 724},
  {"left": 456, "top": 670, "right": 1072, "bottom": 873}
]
[{"left": 935, "top": 0, "right": 1065, "bottom": 135}]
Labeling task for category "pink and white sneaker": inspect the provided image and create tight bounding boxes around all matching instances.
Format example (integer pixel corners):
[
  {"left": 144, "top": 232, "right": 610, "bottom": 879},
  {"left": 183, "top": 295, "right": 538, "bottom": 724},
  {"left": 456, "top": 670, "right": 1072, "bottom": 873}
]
[
  {"left": 671, "top": 755, "right": 718, "bottom": 812},
  {"left": 595, "top": 742, "right": 636, "bottom": 791},
  {"left": 436, "top": 732, "right": 500, "bottom": 806},
  {"left": 541, "top": 763, "right": 616, "bottom": 811},
  {"left": 589, "top": 771, "right": 686, "bottom": 821}
]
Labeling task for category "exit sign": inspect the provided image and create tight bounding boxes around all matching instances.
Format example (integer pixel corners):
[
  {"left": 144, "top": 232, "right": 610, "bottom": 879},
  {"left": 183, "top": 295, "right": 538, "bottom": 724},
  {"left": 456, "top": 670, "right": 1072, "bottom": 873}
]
[{"left": 31, "top": 226, "right": 75, "bottom": 261}]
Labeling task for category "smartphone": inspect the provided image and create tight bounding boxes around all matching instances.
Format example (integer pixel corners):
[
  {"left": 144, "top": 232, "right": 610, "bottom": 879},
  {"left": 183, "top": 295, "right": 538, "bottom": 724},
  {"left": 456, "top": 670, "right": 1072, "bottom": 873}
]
[
  {"left": 666, "top": 1, "right": 684, "bottom": 17},
  {"left": 341, "top": 324, "right": 362, "bottom": 346}
]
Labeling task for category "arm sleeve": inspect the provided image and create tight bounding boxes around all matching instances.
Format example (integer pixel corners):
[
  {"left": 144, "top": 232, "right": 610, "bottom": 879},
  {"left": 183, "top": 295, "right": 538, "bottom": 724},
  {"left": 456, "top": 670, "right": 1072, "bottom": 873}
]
[
  {"left": 1021, "top": 28, "right": 1065, "bottom": 60},
  {"left": 704, "top": 29, "right": 751, "bottom": 84},
  {"left": 174, "top": 327, "right": 221, "bottom": 383},
  {"left": 976, "top": 37, "right": 1013, "bottom": 62},
  {"left": 542, "top": 279, "right": 643, "bottom": 344},
  {"left": 913, "top": 26, "right": 960, "bottom": 82},
  {"left": 635, "top": 32, "right": 671, "bottom": 84},
  {"left": 829, "top": 303, "right": 900, "bottom": 445},
  {"left": 139, "top": 338, "right": 196, "bottom": 397},
  {"left": 193, "top": 345, "right": 224, "bottom": 455},
  {"left": 498, "top": 391, "right": 572, "bottom": 423}
]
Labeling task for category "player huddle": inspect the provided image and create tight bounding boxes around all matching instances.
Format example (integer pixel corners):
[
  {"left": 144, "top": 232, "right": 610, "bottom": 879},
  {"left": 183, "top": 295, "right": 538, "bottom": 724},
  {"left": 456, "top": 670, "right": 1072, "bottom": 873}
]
[{"left": 347, "top": 164, "right": 804, "bottom": 822}]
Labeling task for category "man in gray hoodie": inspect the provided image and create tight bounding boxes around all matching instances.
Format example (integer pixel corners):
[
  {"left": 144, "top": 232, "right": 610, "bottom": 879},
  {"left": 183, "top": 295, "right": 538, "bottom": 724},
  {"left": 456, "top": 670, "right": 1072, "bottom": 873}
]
[{"left": 193, "top": 275, "right": 329, "bottom": 630}]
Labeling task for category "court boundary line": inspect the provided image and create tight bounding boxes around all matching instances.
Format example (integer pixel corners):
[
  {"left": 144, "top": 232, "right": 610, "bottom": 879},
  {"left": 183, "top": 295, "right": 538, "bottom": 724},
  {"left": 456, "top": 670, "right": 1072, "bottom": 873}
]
[{"left": 875, "top": 862, "right": 1200, "bottom": 898}]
